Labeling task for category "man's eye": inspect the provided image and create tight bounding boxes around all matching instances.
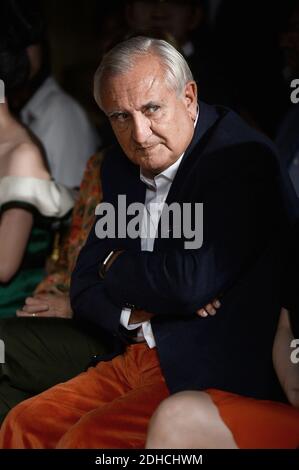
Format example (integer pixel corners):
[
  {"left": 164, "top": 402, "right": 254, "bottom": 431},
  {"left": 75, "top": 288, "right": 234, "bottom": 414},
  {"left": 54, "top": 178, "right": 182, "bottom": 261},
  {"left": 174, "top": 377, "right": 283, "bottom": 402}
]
[
  {"left": 146, "top": 105, "right": 160, "bottom": 114},
  {"left": 112, "top": 113, "right": 129, "bottom": 122}
]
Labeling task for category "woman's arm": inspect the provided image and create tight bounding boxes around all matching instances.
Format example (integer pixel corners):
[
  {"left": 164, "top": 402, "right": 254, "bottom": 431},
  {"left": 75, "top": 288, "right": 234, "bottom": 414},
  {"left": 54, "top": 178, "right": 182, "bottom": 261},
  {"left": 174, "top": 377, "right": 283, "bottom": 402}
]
[
  {"left": 273, "top": 308, "right": 299, "bottom": 408},
  {"left": 0, "top": 207, "right": 33, "bottom": 283},
  {"left": 0, "top": 142, "right": 49, "bottom": 283}
]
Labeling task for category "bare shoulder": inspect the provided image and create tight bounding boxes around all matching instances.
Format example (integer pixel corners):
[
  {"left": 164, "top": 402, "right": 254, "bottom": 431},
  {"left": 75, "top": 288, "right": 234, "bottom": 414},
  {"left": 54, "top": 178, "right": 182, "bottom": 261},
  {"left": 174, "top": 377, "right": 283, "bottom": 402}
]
[{"left": 7, "top": 142, "right": 50, "bottom": 179}]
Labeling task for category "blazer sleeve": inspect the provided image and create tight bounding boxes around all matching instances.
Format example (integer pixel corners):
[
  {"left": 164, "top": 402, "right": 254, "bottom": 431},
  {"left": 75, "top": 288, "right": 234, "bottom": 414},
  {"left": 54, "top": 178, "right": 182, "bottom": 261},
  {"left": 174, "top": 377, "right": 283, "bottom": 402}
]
[
  {"left": 70, "top": 152, "right": 123, "bottom": 335},
  {"left": 104, "top": 143, "right": 291, "bottom": 315},
  {"left": 70, "top": 222, "right": 123, "bottom": 334}
]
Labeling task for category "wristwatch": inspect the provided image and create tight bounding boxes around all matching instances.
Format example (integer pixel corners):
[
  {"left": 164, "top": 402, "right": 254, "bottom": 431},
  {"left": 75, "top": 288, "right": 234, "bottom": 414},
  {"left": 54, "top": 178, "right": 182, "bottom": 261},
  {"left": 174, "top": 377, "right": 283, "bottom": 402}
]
[{"left": 99, "top": 250, "right": 115, "bottom": 279}]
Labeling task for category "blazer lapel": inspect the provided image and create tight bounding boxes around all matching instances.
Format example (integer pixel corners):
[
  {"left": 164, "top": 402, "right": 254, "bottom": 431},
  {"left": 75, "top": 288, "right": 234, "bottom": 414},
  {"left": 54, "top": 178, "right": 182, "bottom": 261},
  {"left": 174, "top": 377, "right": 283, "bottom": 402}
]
[{"left": 165, "top": 101, "right": 225, "bottom": 205}]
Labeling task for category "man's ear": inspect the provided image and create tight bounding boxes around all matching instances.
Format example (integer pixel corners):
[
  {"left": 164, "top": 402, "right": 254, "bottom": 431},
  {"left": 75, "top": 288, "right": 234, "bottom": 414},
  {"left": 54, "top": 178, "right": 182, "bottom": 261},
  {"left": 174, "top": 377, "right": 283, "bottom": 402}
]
[{"left": 183, "top": 81, "right": 197, "bottom": 120}]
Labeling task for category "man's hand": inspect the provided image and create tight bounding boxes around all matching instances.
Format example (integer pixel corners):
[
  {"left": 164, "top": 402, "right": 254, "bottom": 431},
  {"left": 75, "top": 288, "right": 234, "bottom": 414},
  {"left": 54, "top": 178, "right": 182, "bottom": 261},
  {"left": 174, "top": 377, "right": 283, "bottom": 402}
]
[
  {"left": 16, "top": 289, "right": 72, "bottom": 319},
  {"left": 122, "top": 297, "right": 221, "bottom": 348},
  {"left": 196, "top": 299, "right": 221, "bottom": 318},
  {"left": 128, "top": 299, "right": 221, "bottom": 325}
]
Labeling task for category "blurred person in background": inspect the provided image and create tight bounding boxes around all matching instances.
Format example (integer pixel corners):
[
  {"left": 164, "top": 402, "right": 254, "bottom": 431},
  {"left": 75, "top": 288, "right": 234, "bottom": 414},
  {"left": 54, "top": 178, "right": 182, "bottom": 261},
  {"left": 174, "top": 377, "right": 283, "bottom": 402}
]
[
  {"left": 0, "top": 29, "right": 74, "bottom": 317},
  {"left": 4, "top": 0, "right": 100, "bottom": 189},
  {"left": 213, "top": 0, "right": 290, "bottom": 137},
  {"left": 124, "top": 0, "right": 232, "bottom": 105},
  {"left": 0, "top": 152, "right": 114, "bottom": 424}
]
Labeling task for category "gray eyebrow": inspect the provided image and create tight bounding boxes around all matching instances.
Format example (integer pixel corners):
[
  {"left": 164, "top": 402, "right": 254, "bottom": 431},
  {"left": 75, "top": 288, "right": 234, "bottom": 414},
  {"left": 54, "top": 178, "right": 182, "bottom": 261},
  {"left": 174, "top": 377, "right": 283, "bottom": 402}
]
[
  {"left": 107, "top": 101, "right": 161, "bottom": 118},
  {"left": 142, "top": 101, "right": 160, "bottom": 109},
  {"left": 107, "top": 110, "right": 128, "bottom": 118}
]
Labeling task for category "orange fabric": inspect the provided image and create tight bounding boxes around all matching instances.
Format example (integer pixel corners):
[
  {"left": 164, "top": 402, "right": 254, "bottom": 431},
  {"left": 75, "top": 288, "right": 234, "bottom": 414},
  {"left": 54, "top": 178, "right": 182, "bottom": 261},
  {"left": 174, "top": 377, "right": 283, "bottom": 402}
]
[
  {"left": 208, "top": 388, "right": 299, "bottom": 449},
  {"left": 0, "top": 343, "right": 299, "bottom": 449},
  {"left": 0, "top": 344, "right": 169, "bottom": 449}
]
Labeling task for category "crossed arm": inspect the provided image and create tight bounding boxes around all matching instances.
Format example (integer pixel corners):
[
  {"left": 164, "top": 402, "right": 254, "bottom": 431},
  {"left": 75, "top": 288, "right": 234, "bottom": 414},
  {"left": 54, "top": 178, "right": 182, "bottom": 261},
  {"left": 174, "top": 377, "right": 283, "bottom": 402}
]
[
  {"left": 105, "top": 246, "right": 299, "bottom": 409},
  {"left": 70, "top": 145, "right": 288, "bottom": 334}
]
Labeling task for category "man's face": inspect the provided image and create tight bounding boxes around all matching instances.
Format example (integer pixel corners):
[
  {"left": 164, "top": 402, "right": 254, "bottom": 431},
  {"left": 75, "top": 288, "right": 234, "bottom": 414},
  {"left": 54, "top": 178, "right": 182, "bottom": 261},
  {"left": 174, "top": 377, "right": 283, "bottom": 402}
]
[
  {"left": 126, "top": 1, "right": 202, "bottom": 44},
  {"left": 99, "top": 55, "right": 197, "bottom": 176}
]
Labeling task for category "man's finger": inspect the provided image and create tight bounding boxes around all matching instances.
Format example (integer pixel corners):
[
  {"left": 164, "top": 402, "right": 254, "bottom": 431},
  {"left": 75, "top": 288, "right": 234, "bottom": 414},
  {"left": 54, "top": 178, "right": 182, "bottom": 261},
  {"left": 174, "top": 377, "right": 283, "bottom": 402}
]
[
  {"left": 196, "top": 298, "right": 222, "bottom": 317},
  {"left": 205, "top": 303, "right": 217, "bottom": 315},
  {"left": 197, "top": 308, "right": 208, "bottom": 317},
  {"left": 196, "top": 303, "right": 217, "bottom": 317}
]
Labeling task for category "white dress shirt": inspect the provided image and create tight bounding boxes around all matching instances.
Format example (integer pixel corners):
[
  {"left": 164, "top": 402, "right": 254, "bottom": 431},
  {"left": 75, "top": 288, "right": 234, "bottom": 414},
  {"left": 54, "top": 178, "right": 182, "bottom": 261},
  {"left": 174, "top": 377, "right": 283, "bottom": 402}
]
[
  {"left": 120, "top": 112, "right": 198, "bottom": 348},
  {"left": 120, "top": 153, "right": 185, "bottom": 348},
  {"left": 21, "top": 77, "right": 100, "bottom": 188}
]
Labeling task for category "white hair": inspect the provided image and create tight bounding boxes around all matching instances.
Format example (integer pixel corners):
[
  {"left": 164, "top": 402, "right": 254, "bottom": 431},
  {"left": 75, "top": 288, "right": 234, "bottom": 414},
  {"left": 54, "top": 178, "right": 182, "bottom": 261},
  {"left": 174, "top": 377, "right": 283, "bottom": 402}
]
[{"left": 94, "top": 36, "right": 194, "bottom": 108}]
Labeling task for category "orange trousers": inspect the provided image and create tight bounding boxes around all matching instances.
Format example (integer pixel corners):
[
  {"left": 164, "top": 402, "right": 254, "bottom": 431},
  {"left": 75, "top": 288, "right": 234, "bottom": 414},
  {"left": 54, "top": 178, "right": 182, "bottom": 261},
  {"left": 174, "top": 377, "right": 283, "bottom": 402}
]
[{"left": 0, "top": 343, "right": 299, "bottom": 449}]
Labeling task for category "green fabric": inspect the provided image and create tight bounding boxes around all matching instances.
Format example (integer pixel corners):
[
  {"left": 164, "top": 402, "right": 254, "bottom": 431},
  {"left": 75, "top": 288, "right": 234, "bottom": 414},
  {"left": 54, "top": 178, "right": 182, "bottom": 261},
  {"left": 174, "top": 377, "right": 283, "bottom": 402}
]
[
  {"left": 0, "top": 379, "right": 31, "bottom": 424},
  {"left": 0, "top": 317, "right": 110, "bottom": 424},
  {"left": 0, "top": 226, "right": 51, "bottom": 318}
]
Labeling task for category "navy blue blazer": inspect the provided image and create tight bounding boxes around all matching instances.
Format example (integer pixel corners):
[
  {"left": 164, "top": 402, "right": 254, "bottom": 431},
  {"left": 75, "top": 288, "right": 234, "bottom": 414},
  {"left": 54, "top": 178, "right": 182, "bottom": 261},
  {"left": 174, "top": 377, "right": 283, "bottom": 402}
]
[{"left": 71, "top": 102, "right": 294, "bottom": 401}]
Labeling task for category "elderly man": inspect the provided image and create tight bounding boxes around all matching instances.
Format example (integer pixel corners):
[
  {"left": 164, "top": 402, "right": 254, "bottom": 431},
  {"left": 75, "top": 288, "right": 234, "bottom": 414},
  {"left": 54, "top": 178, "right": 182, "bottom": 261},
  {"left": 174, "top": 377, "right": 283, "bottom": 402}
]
[{"left": 0, "top": 37, "right": 296, "bottom": 449}]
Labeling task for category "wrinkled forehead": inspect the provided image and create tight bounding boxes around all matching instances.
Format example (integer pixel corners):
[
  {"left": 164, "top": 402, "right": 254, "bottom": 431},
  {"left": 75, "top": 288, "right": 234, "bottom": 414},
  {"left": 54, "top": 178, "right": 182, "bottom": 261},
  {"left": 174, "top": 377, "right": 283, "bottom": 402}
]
[
  {"left": 101, "top": 53, "right": 163, "bottom": 86},
  {"left": 101, "top": 75, "right": 171, "bottom": 113},
  {"left": 99, "top": 56, "right": 172, "bottom": 107}
]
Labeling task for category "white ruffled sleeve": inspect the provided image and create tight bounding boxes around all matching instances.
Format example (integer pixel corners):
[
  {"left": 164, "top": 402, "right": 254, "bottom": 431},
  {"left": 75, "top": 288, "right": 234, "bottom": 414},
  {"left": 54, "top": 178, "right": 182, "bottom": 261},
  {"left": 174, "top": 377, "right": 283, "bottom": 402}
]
[{"left": 0, "top": 176, "right": 75, "bottom": 218}]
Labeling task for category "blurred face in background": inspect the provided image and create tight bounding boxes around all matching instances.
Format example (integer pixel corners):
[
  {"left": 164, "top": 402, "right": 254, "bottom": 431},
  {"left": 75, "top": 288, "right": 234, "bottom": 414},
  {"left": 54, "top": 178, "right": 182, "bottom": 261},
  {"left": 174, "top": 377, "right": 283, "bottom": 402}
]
[
  {"left": 126, "top": 0, "right": 203, "bottom": 45},
  {"left": 280, "top": 4, "right": 299, "bottom": 74}
]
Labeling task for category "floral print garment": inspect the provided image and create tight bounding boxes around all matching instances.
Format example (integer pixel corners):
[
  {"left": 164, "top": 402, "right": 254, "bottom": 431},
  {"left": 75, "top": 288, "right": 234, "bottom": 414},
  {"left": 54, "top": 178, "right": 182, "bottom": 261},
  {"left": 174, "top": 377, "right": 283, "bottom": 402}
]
[{"left": 35, "top": 151, "right": 104, "bottom": 294}]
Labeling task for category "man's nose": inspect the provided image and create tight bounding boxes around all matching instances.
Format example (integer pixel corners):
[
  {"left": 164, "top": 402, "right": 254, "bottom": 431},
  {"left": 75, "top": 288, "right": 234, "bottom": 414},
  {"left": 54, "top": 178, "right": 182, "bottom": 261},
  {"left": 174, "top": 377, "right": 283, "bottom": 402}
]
[{"left": 132, "top": 114, "right": 152, "bottom": 144}]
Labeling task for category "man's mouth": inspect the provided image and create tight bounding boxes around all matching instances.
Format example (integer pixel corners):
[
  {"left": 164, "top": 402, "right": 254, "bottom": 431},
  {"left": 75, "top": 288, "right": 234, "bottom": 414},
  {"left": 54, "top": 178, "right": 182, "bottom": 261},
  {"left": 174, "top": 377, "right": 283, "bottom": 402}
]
[{"left": 137, "top": 143, "right": 159, "bottom": 152}]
